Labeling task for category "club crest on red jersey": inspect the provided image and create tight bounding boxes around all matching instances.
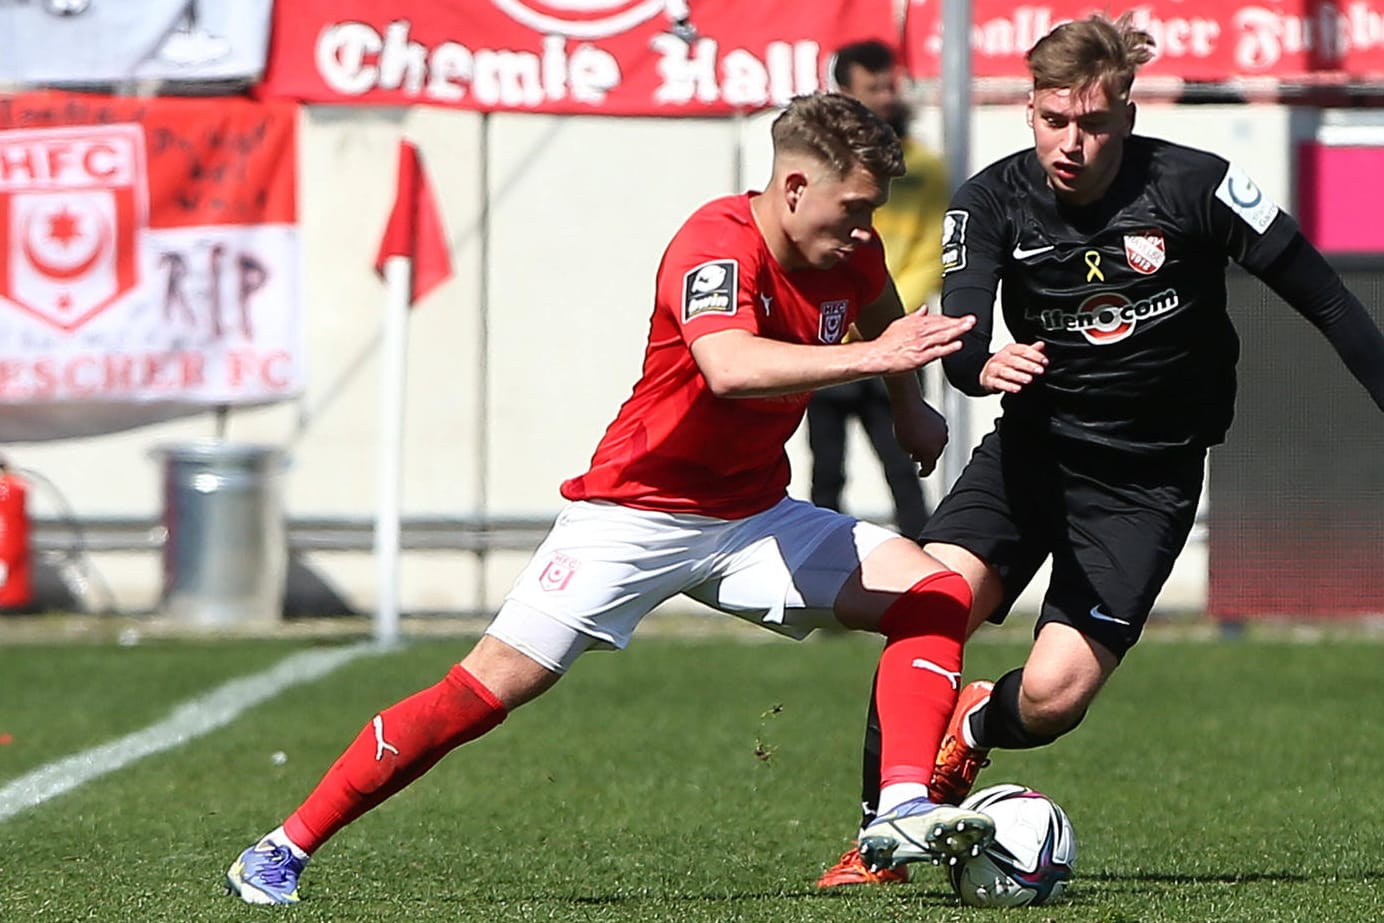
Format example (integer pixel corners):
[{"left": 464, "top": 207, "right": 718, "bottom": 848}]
[
  {"left": 818, "top": 299, "right": 848, "bottom": 343},
  {"left": 538, "top": 552, "right": 580, "bottom": 592},
  {"left": 1123, "top": 230, "right": 1165, "bottom": 275}
]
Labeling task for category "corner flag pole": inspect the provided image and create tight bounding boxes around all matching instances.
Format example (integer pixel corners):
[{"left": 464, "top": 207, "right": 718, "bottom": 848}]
[{"left": 372, "top": 140, "right": 452, "bottom": 646}]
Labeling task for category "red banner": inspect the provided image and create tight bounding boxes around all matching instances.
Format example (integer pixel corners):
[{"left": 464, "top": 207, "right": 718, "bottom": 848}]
[
  {"left": 905, "top": 0, "right": 1384, "bottom": 83},
  {"left": 257, "top": 0, "right": 896, "bottom": 115},
  {"left": 0, "top": 93, "right": 302, "bottom": 441}
]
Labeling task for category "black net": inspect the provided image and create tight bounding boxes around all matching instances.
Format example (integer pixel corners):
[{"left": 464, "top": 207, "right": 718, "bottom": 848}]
[{"left": 1209, "top": 258, "right": 1384, "bottom": 620}]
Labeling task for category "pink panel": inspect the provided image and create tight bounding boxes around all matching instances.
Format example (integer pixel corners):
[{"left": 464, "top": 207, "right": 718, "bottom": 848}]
[{"left": 1296, "top": 142, "right": 1384, "bottom": 253}]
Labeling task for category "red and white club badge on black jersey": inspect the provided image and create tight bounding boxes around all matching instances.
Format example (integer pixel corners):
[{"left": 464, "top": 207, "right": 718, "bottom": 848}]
[{"left": 1123, "top": 230, "right": 1165, "bottom": 275}]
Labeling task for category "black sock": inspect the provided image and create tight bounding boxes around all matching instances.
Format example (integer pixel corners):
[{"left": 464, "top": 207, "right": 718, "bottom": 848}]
[
  {"left": 859, "top": 671, "right": 882, "bottom": 830},
  {"left": 977, "top": 667, "right": 1080, "bottom": 750}
]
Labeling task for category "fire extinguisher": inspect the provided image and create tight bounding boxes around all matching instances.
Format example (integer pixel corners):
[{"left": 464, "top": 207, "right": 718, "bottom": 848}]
[{"left": 0, "top": 458, "right": 33, "bottom": 611}]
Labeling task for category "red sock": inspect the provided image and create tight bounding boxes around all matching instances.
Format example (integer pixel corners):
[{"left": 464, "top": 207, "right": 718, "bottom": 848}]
[
  {"left": 875, "top": 571, "right": 972, "bottom": 790},
  {"left": 283, "top": 664, "right": 506, "bottom": 853}
]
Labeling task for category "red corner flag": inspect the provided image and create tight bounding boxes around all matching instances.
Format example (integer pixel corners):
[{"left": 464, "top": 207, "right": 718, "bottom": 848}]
[{"left": 374, "top": 139, "right": 452, "bottom": 305}]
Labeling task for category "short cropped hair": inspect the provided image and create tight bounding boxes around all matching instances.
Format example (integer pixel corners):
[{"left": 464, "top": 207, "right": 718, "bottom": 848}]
[
  {"left": 1026, "top": 13, "right": 1156, "bottom": 102},
  {"left": 832, "top": 39, "right": 896, "bottom": 88},
  {"left": 770, "top": 93, "right": 904, "bottom": 182}
]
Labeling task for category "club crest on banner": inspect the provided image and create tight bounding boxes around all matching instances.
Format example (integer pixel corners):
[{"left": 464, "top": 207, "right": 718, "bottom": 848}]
[
  {"left": 0, "top": 125, "right": 145, "bottom": 333},
  {"left": 1123, "top": 230, "right": 1166, "bottom": 275}
]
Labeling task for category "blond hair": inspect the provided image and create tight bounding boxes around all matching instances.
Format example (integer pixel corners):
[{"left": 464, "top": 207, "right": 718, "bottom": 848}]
[
  {"left": 770, "top": 93, "right": 904, "bottom": 182},
  {"left": 1026, "top": 12, "right": 1156, "bottom": 102}
]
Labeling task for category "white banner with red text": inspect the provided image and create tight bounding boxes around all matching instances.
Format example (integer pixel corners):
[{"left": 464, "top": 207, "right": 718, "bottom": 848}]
[
  {"left": 0, "top": 93, "right": 301, "bottom": 442},
  {"left": 905, "top": 0, "right": 1384, "bottom": 84},
  {"left": 256, "top": 0, "right": 895, "bottom": 115}
]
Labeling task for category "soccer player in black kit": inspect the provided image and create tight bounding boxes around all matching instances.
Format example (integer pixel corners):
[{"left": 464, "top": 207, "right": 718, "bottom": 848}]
[{"left": 817, "top": 12, "right": 1384, "bottom": 888}]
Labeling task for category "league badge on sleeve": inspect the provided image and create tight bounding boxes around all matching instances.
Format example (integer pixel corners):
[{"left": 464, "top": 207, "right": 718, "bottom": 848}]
[
  {"left": 941, "top": 210, "right": 969, "bottom": 274},
  {"left": 682, "top": 259, "right": 739, "bottom": 322},
  {"left": 1214, "top": 163, "right": 1279, "bottom": 234}
]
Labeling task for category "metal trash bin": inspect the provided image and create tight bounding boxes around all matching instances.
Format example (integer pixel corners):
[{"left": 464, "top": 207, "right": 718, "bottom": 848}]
[{"left": 156, "top": 441, "right": 287, "bottom": 626}]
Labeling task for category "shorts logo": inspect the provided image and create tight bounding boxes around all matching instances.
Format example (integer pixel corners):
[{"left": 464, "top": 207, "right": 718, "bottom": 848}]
[
  {"left": 940, "top": 209, "right": 968, "bottom": 274},
  {"left": 1123, "top": 230, "right": 1165, "bottom": 274},
  {"left": 681, "top": 259, "right": 737, "bottom": 322},
  {"left": 1215, "top": 162, "right": 1279, "bottom": 234},
  {"left": 538, "top": 553, "right": 581, "bottom": 592},
  {"left": 818, "top": 299, "right": 848, "bottom": 343},
  {"left": 1036, "top": 288, "right": 1181, "bottom": 345}
]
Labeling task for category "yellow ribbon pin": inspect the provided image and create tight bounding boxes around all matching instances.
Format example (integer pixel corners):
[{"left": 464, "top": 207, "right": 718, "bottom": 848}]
[{"left": 1084, "top": 250, "right": 1104, "bottom": 282}]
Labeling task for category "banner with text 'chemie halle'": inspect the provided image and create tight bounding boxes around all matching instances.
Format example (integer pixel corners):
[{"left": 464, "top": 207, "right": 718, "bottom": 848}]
[
  {"left": 0, "top": 93, "right": 301, "bottom": 442},
  {"left": 256, "top": 0, "right": 895, "bottom": 115}
]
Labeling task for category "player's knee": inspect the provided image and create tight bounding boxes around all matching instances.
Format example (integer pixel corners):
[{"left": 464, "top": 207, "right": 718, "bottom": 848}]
[{"left": 1017, "top": 676, "right": 1094, "bottom": 739}]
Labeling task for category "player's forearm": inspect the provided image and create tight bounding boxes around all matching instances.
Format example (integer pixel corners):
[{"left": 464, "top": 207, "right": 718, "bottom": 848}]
[
  {"left": 883, "top": 368, "right": 925, "bottom": 409},
  {"left": 940, "top": 286, "right": 997, "bottom": 395},
  {"left": 691, "top": 332, "right": 891, "bottom": 398}
]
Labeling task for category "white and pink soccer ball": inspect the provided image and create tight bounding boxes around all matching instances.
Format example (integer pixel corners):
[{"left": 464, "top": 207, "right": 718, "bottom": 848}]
[{"left": 949, "top": 783, "right": 1077, "bottom": 908}]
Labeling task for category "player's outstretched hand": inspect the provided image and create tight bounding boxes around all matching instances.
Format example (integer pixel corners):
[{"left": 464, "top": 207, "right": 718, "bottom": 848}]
[
  {"left": 980, "top": 342, "right": 1047, "bottom": 393},
  {"left": 870, "top": 309, "right": 977, "bottom": 375}
]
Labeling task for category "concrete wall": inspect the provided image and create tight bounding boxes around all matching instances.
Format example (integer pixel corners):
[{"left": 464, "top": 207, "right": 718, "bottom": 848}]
[{"left": 8, "top": 101, "right": 1304, "bottom": 617}]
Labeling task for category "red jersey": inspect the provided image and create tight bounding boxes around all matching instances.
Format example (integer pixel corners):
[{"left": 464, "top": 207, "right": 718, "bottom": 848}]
[{"left": 561, "top": 193, "right": 888, "bottom": 518}]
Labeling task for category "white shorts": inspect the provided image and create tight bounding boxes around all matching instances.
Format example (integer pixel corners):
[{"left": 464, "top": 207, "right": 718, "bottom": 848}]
[{"left": 485, "top": 497, "right": 897, "bottom": 673}]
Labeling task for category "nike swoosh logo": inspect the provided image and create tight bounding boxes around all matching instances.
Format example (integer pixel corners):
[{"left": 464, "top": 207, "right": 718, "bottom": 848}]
[
  {"left": 1012, "top": 244, "right": 1055, "bottom": 260},
  {"left": 1089, "top": 605, "right": 1132, "bottom": 626}
]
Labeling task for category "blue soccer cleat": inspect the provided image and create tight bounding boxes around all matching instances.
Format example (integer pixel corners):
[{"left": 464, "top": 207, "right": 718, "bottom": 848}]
[
  {"left": 858, "top": 797, "right": 995, "bottom": 871},
  {"left": 225, "top": 837, "right": 308, "bottom": 905}
]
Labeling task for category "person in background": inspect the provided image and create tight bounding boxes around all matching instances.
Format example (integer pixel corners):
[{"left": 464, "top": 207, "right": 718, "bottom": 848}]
[{"left": 806, "top": 39, "right": 950, "bottom": 540}]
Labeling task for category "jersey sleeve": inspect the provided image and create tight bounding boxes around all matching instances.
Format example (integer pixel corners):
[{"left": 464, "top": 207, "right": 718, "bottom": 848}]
[
  {"left": 1198, "top": 157, "right": 1299, "bottom": 273},
  {"left": 656, "top": 220, "right": 760, "bottom": 345},
  {"left": 939, "top": 177, "right": 1008, "bottom": 299},
  {"left": 939, "top": 177, "right": 1009, "bottom": 394}
]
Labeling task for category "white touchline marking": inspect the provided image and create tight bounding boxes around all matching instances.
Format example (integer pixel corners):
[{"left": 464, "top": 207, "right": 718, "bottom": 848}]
[{"left": 0, "top": 642, "right": 377, "bottom": 824}]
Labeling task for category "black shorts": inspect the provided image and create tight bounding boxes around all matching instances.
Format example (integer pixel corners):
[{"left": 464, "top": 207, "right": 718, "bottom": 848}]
[{"left": 918, "top": 420, "right": 1205, "bottom": 659}]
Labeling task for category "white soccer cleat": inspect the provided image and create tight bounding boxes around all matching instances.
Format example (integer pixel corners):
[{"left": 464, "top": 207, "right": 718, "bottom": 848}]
[{"left": 858, "top": 797, "right": 995, "bottom": 870}]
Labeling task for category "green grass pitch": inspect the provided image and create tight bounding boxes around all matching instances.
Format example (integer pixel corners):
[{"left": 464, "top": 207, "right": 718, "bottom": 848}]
[{"left": 2, "top": 630, "right": 1383, "bottom": 921}]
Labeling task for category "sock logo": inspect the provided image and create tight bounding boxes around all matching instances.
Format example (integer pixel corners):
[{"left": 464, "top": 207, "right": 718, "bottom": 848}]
[
  {"left": 910, "top": 658, "right": 961, "bottom": 689},
  {"left": 372, "top": 715, "right": 399, "bottom": 761}
]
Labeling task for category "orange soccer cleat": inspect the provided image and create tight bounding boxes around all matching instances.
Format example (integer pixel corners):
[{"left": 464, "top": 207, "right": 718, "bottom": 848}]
[
  {"left": 928, "top": 680, "right": 995, "bottom": 806},
  {"left": 815, "top": 845, "right": 910, "bottom": 888}
]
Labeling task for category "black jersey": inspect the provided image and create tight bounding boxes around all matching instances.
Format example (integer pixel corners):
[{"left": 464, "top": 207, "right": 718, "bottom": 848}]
[{"left": 939, "top": 136, "right": 1299, "bottom": 454}]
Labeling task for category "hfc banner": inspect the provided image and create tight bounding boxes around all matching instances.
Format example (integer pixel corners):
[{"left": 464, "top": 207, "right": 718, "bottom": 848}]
[
  {"left": 905, "top": 0, "right": 1384, "bottom": 82},
  {"left": 0, "top": 0, "right": 273, "bottom": 85},
  {"left": 0, "top": 92, "right": 300, "bottom": 442},
  {"left": 256, "top": 0, "right": 895, "bottom": 115}
]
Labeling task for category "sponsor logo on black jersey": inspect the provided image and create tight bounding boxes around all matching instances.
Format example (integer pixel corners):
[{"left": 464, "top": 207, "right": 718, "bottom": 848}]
[
  {"left": 1124, "top": 230, "right": 1166, "bottom": 274},
  {"left": 940, "top": 209, "right": 968, "bottom": 274},
  {"left": 819, "top": 299, "right": 848, "bottom": 343},
  {"left": 1037, "top": 288, "right": 1181, "bottom": 345},
  {"left": 681, "top": 259, "right": 738, "bottom": 321},
  {"left": 1214, "top": 163, "right": 1279, "bottom": 234}
]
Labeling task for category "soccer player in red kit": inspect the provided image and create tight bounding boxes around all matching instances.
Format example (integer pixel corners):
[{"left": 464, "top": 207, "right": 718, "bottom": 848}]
[{"left": 225, "top": 93, "right": 992, "bottom": 905}]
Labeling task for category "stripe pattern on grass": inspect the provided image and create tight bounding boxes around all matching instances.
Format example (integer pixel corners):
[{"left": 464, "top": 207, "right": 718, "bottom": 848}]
[{"left": 0, "top": 642, "right": 376, "bottom": 823}]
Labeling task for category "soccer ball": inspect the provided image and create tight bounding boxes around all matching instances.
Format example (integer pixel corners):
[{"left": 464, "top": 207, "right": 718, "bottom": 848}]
[{"left": 948, "top": 783, "right": 1076, "bottom": 908}]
